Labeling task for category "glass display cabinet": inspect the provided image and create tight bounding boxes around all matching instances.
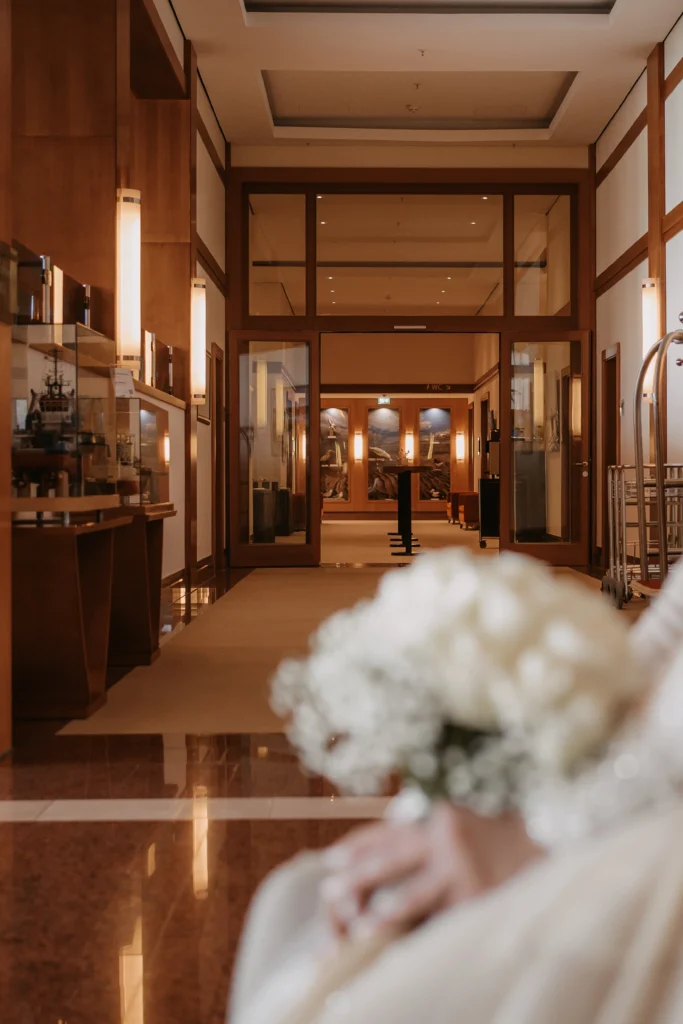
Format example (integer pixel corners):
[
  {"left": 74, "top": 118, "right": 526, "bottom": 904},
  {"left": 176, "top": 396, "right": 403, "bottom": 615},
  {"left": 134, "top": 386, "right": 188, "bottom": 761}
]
[
  {"left": 11, "top": 323, "right": 117, "bottom": 500},
  {"left": 115, "top": 398, "right": 170, "bottom": 505}
]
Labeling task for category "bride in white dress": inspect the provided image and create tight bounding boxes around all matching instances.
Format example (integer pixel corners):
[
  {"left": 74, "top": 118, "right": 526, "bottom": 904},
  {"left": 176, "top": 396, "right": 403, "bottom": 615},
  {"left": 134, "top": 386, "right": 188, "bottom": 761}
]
[{"left": 230, "top": 564, "right": 683, "bottom": 1024}]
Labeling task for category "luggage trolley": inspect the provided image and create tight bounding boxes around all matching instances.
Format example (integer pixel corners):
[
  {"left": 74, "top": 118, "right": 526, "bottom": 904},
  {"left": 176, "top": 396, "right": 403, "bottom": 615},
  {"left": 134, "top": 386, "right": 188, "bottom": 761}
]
[{"left": 602, "top": 328, "right": 683, "bottom": 606}]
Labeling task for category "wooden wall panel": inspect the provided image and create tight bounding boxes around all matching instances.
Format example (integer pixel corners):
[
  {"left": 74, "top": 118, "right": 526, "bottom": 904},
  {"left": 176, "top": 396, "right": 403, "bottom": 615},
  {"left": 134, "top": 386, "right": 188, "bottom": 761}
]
[
  {"left": 131, "top": 98, "right": 191, "bottom": 243},
  {"left": 141, "top": 242, "right": 190, "bottom": 395},
  {"left": 12, "top": 0, "right": 116, "bottom": 138},
  {"left": 0, "top": 0, "right": 12, "bottom": 755}
]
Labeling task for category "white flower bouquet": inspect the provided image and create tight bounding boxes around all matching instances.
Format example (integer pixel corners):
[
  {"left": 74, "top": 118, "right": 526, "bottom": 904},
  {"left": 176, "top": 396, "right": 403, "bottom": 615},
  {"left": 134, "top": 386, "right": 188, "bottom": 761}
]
[{"left": 273, "top": 550, "right": 641, "bottom": 815}]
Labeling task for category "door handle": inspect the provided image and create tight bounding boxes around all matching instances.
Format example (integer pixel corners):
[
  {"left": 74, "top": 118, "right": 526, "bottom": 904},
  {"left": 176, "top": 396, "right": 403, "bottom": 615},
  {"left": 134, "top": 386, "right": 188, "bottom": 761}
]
[{"left": 574, "top": 461, "right": 589, "bottom": 467}]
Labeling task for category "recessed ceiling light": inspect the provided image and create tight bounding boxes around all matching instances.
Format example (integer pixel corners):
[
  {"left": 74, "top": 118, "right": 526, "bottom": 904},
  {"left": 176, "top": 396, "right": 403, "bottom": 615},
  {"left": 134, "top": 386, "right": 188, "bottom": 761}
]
[
  {"left": 317, "top": 194, "right": 323, "bottom": 199},
  {"left": 447, "top": 276, "right": 452, "bottom": 281},
  {"left": 328, "top": 276, "right": 333, "bottom": 280},
  {"left": 332, "top": 301, "right": 336, "bottom": 304},
  {"left": 331, "top": 290, "right": 335, "bottom": 293},
  {"left": 471, "top": 221, "right": 476, "bottom": 225},
  {"left": 441, "top": 290, "right": 445, "bottom": 293},
  {"left": 482, "top": 196, "right": 488, "bottom": 200},
  {"left": 320, "top": 221, "right": 326, "bottom": 225}
]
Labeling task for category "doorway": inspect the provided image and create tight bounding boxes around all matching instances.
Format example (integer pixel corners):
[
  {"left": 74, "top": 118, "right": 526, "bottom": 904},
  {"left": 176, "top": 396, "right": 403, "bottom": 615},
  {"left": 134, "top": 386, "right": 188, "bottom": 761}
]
[
  {"left": 601, "top": 347, "right": 620, "bottom": 565},
  {"left": 499, "top": 331, "right": 591, "bottom": 566}
]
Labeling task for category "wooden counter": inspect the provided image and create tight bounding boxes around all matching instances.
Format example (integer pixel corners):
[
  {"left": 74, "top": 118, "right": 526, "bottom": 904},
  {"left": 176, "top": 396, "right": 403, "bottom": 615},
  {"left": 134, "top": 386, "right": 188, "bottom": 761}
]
[
  {"left": 12, "top": 515, "right": 132, "bottom": 719},
  {"left": 107, "top": 502, "right": 176, "bottom": 670}
]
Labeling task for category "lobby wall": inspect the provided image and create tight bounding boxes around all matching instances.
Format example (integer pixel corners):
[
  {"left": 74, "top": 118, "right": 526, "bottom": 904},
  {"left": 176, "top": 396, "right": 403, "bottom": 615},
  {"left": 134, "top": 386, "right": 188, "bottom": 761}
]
[{"left": 594, "top": 18, "right": 683, "bottom": 555}]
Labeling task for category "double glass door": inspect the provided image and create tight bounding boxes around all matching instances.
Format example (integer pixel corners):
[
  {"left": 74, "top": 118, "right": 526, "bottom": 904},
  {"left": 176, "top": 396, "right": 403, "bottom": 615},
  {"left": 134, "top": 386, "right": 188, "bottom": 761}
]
[
  {"left": 499, "top": 331, "right": 591, "bottom": 565},
  {"left": 228, "top": 332, "right": 320, "bottom": 566}
]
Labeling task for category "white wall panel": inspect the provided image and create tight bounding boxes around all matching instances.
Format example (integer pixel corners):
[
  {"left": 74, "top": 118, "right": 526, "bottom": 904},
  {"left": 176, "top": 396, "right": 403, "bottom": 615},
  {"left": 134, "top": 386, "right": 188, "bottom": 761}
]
[
  {"left": 152, "top": 0, "right": 184, "bottom": 67},
  {"left": 665, "top": 14, "right": 683, "bottom": 77},
  {"left": 666, "top": 233, "right": 683, "bottom": 465},
  {"left": 196, "top": 136, "right": 226, "bottom": 271},
  {"left": 595, "top": 72, "right": 647, "bottom": 171},
  {"left": 197, "top": 79, "right": 226, "bottom": 168},
  {"left": 595, "top": 261, "right": 647, "bottom": 545},
  {"left": 665, "top": 84, "right": 683, "bottom": 214},
  {"left": 596, "top": 130, "right": 648, "bottom": 275}
]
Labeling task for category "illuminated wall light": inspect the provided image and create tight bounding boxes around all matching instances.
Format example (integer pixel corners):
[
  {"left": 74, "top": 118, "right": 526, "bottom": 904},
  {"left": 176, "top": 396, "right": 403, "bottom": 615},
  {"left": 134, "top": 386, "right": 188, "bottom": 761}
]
[
  {"left": 642, "top": 278, "right": 661, "bottom": 399},
  {"left": 404, "top": 430, "right": 415, "bottom": 462},
  {"left": 143, "top": 330, "right": 155, "bottom": 387},
  {"left": 116, "top": 188, "right": 142, "bottom": 374},
  {"left": 353, "top": 430, "right": 364, "bottom": 461},
  {"left": 301, "top": 431, "right": 307, "bottom": 461},
  {"left": 163, "top": 433, "right": 170, "bottom": 466},
  {"left": 377, "top": 395, "right": 391, "bottom": 406},
  {"left": 119, "top": 916, "right": 144, "bottom": 1024},
  {"left": 533, "top": 358, "right": 545, "bottom": 436},
  {"left": 256, "top": 360, "right": 268, "bottom": 428},
  {"left": 147, "top": 844, "right": 156, "bottom": 878},
  {"left": 571, "top": 378, "right": 582, "bottom": 439},
  {"left": 455, "top": 431, "right": 466, "bottom": 462},
  {"left": 275, "top": 378, "right": 285, "bottom": 436},
  {"left": 190, "top": 278, "right": 207, "bottom": 405},
  {"left": 192, "top": 785, "right": 209, "bottom": 901},
  {"left": 52, "top": 265, "right": 64, "bottom": 325}
]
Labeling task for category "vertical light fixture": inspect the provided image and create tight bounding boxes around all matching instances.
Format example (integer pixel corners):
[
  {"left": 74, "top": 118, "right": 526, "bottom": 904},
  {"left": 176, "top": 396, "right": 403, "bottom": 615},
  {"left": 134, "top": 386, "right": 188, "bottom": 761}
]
[
  {"left": 353, "top": 430, "right": 364, "bottom": 461},
  {"left": 301, "top": 430, "right": 307, "bottom": 461},
  {"left": 256, "top": 359, "right": 268, "bottom": 428},
  {"left": 404, "top": 430, "right": 415, "bottom": 462},
  {"left": 641, "top": 278, "right": 661, "bottom": 399},
  {"left": 455, "top": 431, "right": 466, "bottom": 462},
  {"left": 571, "top": 378, "right": 582, "bottom": 439},
  {"left": 163, "top": 433, "right": 170, "bottom": 466},
  {"left": 190, "top": 278, "right": 207, "bottom": 405},
  {"left": 533, "top": 358, "right": 545, "bottom": 437},
  {"left": 275, "top": 378, "right": 285, "bottom": 436},
  {"left": 192, "top": 785, "right": 209, "bottom": 901},
  {"left": 116, "top": 188, "right": 142, "bottom": 374},
  {"left": 143, "top": 330, "right": 155, "bottom": 387},
  {"left": 52, "top": 265, "right": 64, "bottom": 326},
  {"left": 119, "top": 917, "right": 144, "bottom": 1024}
]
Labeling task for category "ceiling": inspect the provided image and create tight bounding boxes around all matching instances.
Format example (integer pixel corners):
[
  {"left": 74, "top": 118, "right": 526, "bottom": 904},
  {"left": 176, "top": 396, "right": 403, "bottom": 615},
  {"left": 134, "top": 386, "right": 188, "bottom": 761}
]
[{"left": 171, "top": 0, "right": 682, "bottom": 148}]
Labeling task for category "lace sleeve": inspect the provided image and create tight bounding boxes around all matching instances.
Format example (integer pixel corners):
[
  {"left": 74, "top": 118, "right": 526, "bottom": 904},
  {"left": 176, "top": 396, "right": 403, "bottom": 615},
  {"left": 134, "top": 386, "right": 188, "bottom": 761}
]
[{"left": 524, "top": 561, "right": 683, "bottom": 849}]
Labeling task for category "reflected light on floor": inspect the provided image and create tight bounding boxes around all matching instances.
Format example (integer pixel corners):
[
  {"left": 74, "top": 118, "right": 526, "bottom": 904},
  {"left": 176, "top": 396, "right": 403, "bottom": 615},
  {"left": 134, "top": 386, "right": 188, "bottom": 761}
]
[
  {"left": 193, "top": 784, "right": 209, "bottom": 900},
  {"left": 119, "top": 916, "right": 144, "bottom": 1024}
]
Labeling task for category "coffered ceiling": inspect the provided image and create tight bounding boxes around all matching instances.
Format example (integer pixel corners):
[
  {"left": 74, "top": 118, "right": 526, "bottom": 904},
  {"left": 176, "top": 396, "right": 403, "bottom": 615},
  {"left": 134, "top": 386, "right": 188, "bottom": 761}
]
[{"left": 171, "top": 0, "right": 683, "bottom": 148}]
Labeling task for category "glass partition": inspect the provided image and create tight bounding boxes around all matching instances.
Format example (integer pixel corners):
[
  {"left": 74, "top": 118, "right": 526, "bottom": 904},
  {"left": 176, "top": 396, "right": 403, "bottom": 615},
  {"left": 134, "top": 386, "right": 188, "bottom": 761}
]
[
  {"left": 367, "top": 406, "right": 400, "bottom": 500},
  {"left": 510, "top": 338, "right": 582, "bottom": 543},
  {"left": 419, "top": 407, "right": 451, "bottom": 500},
  {"left": 320, "top": 407, "right": 349, "bottom": 501},
  {"left": 249, "top": 194, "right": 306, "bottom": 316},
  {"left": 514, "top": 195, "right": 571, "bottom": 316},
  {"left": 238, "top": 338, "right": 310, "bottom": 543},
  {"left": 316, "top": 193, "right": 503, "bottom": 316}
]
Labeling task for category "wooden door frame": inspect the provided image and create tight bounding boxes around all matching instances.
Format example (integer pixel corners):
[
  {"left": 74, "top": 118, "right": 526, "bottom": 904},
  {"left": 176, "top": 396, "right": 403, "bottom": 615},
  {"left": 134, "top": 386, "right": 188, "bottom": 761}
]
[
  {"left": 499, "top": 330, "right": 592, "bottom": 565},
  {"left": 600, "top": 345, "right": 621, "bottom": 567},
  {"left": 211, "top": 342, "right": 226, "bottom": 571},
  {"left": 228, "top": 330, "right": 321, "bottom": 567}
]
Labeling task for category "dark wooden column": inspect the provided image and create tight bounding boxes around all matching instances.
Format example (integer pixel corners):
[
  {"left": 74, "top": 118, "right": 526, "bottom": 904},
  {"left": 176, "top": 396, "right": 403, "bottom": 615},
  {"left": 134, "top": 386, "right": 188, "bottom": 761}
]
[{"left": 0, "top": 0, "right": 12, "bottom": 756}]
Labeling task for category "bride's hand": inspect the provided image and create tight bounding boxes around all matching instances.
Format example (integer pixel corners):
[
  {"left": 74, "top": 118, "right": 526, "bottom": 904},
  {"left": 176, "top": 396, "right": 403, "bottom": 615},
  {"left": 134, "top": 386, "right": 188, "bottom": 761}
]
[{"left": 321, "top": 803, "right": 542, "bottom": 938}]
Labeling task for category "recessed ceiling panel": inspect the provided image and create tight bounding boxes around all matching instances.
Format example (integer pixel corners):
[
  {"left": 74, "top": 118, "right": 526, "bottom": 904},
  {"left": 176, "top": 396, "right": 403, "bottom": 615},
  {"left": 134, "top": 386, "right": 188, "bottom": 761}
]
[
  {"left": 263, "top": 70, "right": 577, "bottom": 131},
  {"left": 248, "top": 1, "right": 614, "bottom": 13}
]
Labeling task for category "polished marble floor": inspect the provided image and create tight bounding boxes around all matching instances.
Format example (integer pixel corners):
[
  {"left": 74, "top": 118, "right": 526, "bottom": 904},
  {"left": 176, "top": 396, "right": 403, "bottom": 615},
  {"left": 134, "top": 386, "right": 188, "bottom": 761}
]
[{"left": 0, "top": 553, "right": 647, "bottom": 1022}]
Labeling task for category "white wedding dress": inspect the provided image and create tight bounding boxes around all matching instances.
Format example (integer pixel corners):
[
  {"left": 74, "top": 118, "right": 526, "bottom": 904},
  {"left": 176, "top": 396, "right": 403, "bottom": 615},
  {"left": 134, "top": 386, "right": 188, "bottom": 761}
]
[{"left": 230, "top": 565, "right": 683, "bottom": 1024}]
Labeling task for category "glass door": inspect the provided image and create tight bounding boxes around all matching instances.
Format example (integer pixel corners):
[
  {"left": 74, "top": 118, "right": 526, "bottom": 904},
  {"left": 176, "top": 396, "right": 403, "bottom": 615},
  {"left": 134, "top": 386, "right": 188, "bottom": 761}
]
[
  {"left": 500, "top": 332, "right": 590, "bottom": 566},
  {"left": 228, "top": 332, "right": 320, "bottom": 567}
]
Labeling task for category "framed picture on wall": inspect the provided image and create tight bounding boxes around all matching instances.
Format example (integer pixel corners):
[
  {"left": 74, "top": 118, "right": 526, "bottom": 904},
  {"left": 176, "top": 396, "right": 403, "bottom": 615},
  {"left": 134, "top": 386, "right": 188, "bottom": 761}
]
[{"left": 197, "top": 352, "right": 212, "bottom": 424}]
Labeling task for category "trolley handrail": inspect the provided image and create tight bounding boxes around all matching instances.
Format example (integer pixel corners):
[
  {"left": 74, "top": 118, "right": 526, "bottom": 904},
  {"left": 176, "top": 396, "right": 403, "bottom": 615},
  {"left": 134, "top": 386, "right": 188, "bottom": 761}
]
[{"left": 634, "top": 330, "right": 683, "bottom": 581}]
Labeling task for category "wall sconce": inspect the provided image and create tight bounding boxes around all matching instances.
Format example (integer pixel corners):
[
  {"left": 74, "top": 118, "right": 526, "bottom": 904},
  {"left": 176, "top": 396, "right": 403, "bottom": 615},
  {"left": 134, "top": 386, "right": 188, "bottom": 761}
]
[
  {"left": 116, "top": 188, "right": 142, "bottom": 374},
  {"left": 642, "top": 277, "right": 661, "bottom": 399},
  {"left": 190, "top": 278, "right": 207, "bottom": 405},
  {"left": 275, "top": 378, "right": 285, "bottom": 436},
  {"left": 404, "top": 430, "right": 415, "bottom": 462},
  {"left": 143, "top": 330, "right": 155, "bottom": 387},
  {"left": 377, "top": 395, "right": 391, "bottom": 405},
  {"left": 256, "top": 359, "right": 268, "bottom": 428},
  {"left": 571, "top": 378, "right": 582, "bottom": 439},
  {"left": 300, "top": 431, "right": 307, "bottom": 461},
  {"left": 52, "top": 265, "right": 63, "bottom": 326},
  {"left": 353, "top": 430, "right": 364, "bottom": 461},
  {"left": 119, "top": 916, "right": 144, "bottom": 1024},
  {"left": 192, "top": 785, "right": 209, "bottom": 901},
  {"left": 533, "top": 358, "right": 545, "bottom": 436},
  {"left": 455, "top": 431, "right": 466, "bottom": 462},
  {"left": 163, "top": 433, "right": 170, "bottom": 466}
]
